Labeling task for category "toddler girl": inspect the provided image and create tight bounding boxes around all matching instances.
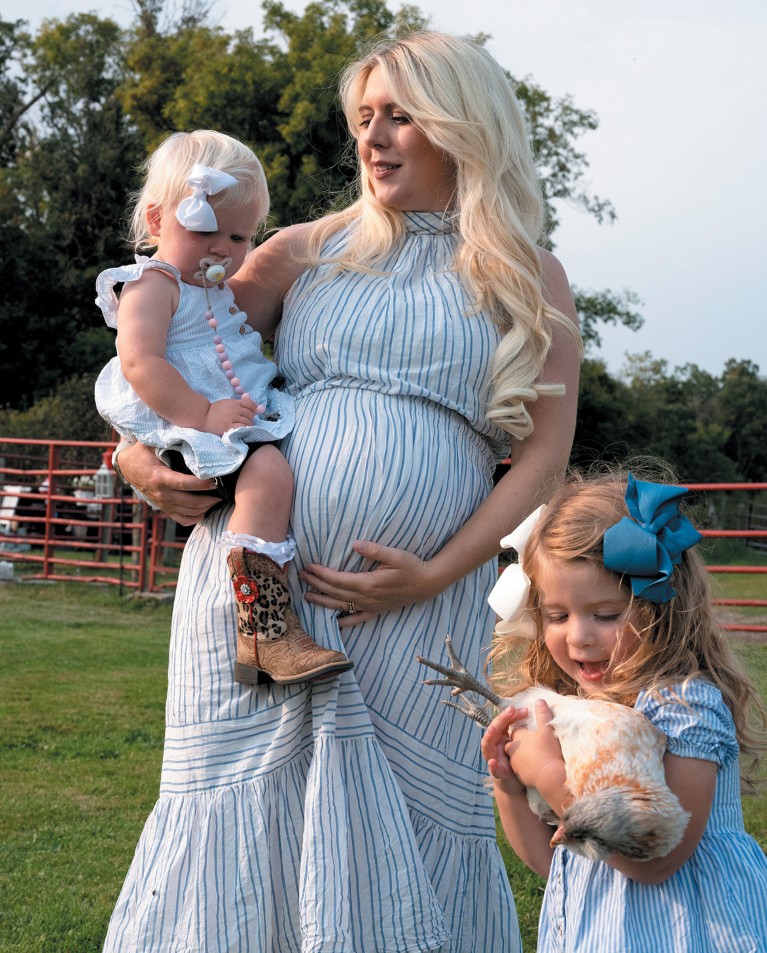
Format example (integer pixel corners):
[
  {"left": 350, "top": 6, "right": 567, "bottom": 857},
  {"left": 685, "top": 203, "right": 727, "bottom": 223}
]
[
  {"left": 481, "top": 468, "right": 767, "bottom": 951},
  {"left": 95, "top": 130, "right": 351, "bottom": 686}
]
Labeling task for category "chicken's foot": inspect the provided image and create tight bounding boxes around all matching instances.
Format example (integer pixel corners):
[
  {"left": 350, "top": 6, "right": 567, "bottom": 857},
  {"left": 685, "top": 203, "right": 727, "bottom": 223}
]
[{"left": 417, "top": 635, "right": 503, "bottom": 728}]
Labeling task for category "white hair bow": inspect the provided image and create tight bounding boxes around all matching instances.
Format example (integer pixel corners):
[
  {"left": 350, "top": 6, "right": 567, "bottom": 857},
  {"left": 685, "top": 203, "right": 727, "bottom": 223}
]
[
  {"left": 488, "top": 504, "right": 546, "bottom": 639},
  {"left": 176, "top": 163, "right": 238, "bottom": 232}
]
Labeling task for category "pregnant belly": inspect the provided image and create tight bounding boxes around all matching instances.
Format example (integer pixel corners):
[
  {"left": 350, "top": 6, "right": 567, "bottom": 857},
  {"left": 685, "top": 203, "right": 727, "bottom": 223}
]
[{"left": 280, "top": 387, "right": 494, "bottom": 568}]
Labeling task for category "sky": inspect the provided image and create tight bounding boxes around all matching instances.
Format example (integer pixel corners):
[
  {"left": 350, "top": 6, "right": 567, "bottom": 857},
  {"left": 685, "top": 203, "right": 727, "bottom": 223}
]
[{"left": 18, "top": 0, "right": 767, "bottom": 377}]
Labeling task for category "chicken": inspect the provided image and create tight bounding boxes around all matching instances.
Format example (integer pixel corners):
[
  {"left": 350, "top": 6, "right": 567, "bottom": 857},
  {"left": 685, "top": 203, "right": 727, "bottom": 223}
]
[{"left": 417, "top": 636, "right": 690, "bottom": 862}]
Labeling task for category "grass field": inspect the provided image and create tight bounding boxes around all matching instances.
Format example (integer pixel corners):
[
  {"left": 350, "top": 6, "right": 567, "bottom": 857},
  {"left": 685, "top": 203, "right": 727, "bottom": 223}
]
[
  {"left": 0, "top": 583, "right": 169, "bottom": 952},
  {"left": 0, "top": 579, "right": 765, "bottom": 952}
]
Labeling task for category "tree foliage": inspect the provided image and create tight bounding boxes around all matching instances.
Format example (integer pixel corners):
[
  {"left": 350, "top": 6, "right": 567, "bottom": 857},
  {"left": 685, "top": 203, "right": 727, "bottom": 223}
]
[
  {"left": 1, "top": 1, "right": 764, "bottom": 482},
  {"left": 0, "top": 373, "right": 110, "bottom": 442},
  {"left": 571, "top": 353, "right": 767, "bottom": 482},
  {"left": 0, "top": 14, "right": 141, "bottom": 409},
  {"left": 1, "top": 0, "right": 635, "bottom": 408},
  {"left": 513, "top": 77, "right": 615, "bottom": 236}
]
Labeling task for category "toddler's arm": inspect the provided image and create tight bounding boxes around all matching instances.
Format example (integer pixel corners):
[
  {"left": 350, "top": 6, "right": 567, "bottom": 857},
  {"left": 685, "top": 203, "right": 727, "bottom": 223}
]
[
  {"left": 601, "top": 752, "right": 716, "bottom": 884},
  {"left": 117, "top": 271, "right": 258, "bottom": 433},
  {"left": 482, "top": 703, "right": 559, "bottom": 878}
]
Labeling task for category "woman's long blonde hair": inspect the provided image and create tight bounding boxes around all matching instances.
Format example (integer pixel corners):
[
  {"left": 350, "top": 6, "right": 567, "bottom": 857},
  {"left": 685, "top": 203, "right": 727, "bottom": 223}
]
[
  {"left": 306, "top": 31, "right": 582, "bottom": 439},
  {"left": 491, "top": 466, "right": 767, "bottom": 788}
]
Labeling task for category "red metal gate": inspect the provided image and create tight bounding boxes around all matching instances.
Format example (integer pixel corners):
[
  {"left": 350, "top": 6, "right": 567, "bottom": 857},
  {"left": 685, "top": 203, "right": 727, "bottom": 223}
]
[
  {"left": 0, "top": 437, "right": 185, "bottom": 592},
  {"left": 1, "top": 439, "right": 765, "bottom": 631}
]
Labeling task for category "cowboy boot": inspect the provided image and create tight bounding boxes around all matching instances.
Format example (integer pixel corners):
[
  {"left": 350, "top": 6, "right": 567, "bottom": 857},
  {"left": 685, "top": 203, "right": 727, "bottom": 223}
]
[{"left": 227, "top": 547, "right": 353, "bottom": 685}]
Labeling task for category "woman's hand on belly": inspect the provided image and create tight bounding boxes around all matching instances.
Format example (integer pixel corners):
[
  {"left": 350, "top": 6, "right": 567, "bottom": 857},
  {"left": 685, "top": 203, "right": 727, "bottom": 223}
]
[{"left": 300, "top": 539, "right": 444, "bottom": 627}]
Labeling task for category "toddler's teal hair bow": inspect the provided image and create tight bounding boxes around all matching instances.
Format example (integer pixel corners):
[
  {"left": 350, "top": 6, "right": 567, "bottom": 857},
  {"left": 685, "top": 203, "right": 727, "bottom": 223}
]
[{"left": 603, "top": 473, "right": 703, "bottom": 604}]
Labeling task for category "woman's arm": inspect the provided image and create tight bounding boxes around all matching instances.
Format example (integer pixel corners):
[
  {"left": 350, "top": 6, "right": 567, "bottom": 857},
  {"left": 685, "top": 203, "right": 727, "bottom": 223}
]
[
  {"left": 301, "top": 249, "right": 580, "bottom": 624},
  {"left": 229, "top": 222, "right": 315, "bottom": 338}
]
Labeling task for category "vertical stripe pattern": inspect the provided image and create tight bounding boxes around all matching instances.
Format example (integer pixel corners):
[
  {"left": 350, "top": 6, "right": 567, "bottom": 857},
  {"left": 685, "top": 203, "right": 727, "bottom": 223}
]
[
  {"left": 537, "top": 680, "right": 767, "bottom": 952},
  {"left": 103, "top": 212, "right": 521, "bottom": 952}
]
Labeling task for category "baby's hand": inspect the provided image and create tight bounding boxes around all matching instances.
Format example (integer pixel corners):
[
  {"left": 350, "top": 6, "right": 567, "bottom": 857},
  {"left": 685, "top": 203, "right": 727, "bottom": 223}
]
[
  {"left": 481, "top": 705, "right": 529, "bottom": 795},
  {"left": 203, "top": 396, "right": 261, "bottom": 434}
]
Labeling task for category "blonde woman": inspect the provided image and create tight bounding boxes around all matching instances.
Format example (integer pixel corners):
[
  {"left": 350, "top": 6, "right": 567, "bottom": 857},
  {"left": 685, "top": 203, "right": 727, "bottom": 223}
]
[{"left": 109, "top": 31, "right": 581, "bottom": 953}]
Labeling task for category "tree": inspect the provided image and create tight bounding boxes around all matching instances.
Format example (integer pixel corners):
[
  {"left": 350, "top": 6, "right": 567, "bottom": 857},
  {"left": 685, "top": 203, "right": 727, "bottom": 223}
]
[
  {"left": 0, "top": 20, "right": 39, "bottom": 165},
  {"left": 0, "top": 372, "right": 109, "bottom": 443},
  {"left": 0, "top": 14, "right": 141, "bottom": 409},
  {"left": 513, "top": 76, "right": 615, "bottom": 237},
  {"left": 2, "top": 0, "right": 645, "bottom": 414},
  {"left": 717, "top": 360, "right": 767, "bottom": 482},
  {"left": 618, "top": 354, "right": 738, "bottom": 482},
  {"left": 571, "top": 358, "right": 635, "bottom": 467},
  {"left": 573, "top": 288, "right": 644, "bottom": 354}
]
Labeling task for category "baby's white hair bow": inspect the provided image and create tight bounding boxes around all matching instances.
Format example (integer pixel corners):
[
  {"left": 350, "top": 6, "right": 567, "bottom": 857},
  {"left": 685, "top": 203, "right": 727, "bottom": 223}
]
[
  {"left": 176, "top": 163, "right": 238, "bottom": 232},
  {"left": 488, "top": 504, "right": 546, "bottom": 639}
]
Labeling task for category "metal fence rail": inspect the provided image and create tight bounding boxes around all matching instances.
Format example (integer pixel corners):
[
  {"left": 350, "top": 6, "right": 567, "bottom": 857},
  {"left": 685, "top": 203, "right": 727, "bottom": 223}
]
[
  {"left": 685, "top": 482, "right": 767, "bottom": 632},
  {"left": 0, "top": 437, "right": 184, "bottom": 592},
  {"left": 1, "top": 439, "right": 765, "bottom": 631}
]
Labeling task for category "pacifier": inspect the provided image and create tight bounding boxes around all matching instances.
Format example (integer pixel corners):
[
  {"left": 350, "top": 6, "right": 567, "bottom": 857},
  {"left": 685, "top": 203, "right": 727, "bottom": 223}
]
[{"left": 195, "top": 257, "right": 233, "bottom": 284}]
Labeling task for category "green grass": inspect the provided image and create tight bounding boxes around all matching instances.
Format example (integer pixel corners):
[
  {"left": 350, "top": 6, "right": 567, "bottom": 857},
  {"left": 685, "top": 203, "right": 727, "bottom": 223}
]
[
  {"left": 0, "top": 582, "right": 171, "bottom": 952},
  {"left": 0, "top": 582, "right": 765, "bottom": 952}
]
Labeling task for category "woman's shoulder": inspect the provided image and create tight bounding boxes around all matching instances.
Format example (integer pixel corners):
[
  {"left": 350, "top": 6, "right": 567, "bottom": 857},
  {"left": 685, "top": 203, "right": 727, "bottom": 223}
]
[
  {"left": 264, "top": 221, "right": 318, "bottom": 257},
  {"left": 228, "top": 222, "right": 323, "bottom": 333},
  {"left": 537, "top": 247, "right": 578, "bottom": 324},
  {"left": 236, "top": 222, "right": 317, "bottom": 286}
]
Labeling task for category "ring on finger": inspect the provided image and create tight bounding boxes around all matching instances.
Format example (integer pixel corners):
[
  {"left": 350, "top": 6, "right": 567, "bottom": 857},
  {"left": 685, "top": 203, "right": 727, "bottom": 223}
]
[{"left": 347, "top": 601, "right": 358, "bottom": 613}]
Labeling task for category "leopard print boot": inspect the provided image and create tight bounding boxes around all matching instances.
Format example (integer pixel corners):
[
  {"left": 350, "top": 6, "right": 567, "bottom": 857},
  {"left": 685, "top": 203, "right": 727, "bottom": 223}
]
[{"left": 227, "top": 547, "right": 353, "bottom": 685}]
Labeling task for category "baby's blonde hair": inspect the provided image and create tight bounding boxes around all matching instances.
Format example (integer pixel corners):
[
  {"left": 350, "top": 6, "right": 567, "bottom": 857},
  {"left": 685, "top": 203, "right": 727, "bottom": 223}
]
[
  {"left": 128, "top": 130, "right": 269, "bottom": 251},
  {"left": 491, "top": 465, "right": 767, "bottom": 787},
  {"left": 305, "top": 31, "right": 582, "bottom": 439}
]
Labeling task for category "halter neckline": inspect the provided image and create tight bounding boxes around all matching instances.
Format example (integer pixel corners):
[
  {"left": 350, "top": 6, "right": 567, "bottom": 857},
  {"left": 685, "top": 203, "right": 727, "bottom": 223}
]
[{"left": 402, "top": 211, "right": 456, "bottom": 235}]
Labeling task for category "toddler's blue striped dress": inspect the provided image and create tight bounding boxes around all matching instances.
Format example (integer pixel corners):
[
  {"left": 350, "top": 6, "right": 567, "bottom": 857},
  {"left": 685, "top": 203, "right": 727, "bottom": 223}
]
[
  {"left": 537, "top": 680, "right": 767, "bottom": 952},
  {"left": 102, "top": 212, "right": 521, "bottom": 952}
]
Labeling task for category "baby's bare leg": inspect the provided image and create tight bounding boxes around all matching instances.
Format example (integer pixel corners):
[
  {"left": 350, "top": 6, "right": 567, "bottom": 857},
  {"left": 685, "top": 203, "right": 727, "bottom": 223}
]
[{"left": 227, "top": 444, "right": 293, "bottom": 542}]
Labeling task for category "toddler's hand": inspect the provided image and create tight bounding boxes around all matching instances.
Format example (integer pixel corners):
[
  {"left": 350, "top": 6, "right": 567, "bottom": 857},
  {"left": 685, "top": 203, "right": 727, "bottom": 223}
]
[
  {"left": 203, "top": 396, "right": 261, "bottom": 434},
  {"left": 506, "top": 700, "right": 564, "bottom": 794},
  {"left": 481, "top": 705, "right": 529, "bottom": 795}
]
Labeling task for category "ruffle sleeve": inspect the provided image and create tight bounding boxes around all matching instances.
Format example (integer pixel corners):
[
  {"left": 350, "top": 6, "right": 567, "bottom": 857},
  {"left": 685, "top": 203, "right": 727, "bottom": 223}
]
[
  {"left": 636, "top": 679, "right": 739, "bottom": 767},
  {"left": 95, "top": 257, "right": 180, "bottom": 329}
]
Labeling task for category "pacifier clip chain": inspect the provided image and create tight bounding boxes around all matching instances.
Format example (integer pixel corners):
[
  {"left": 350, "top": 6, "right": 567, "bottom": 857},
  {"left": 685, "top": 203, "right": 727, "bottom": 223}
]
[{"left": 195, "top": 257, "right": 264, "bottom": 414}]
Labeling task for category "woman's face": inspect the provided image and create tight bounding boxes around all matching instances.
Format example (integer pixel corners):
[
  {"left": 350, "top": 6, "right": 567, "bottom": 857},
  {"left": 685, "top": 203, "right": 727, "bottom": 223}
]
[
  {"left": 356, "top": 66, "right": 456, "bottom": 213},
  {"left": 537, "top": 558, "right": 641, "bottom": 695}
]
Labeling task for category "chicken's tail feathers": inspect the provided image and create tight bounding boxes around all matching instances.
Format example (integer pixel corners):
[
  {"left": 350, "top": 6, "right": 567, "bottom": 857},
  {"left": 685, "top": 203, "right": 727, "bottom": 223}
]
[{"left": 551, "top": 783, "right": 690, "bottom": 861}]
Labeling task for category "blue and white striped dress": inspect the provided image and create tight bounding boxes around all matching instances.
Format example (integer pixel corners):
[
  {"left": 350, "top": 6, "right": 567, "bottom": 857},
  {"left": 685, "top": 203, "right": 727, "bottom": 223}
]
[
  {"left": 103, "top": 211, "right": 521, "bottom": 952},
  {"left": 537, "top": 680, "right": 767, "bottom": 952}
]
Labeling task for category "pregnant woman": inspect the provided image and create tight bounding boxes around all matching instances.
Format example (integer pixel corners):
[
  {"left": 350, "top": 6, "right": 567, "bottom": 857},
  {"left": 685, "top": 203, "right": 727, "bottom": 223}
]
[{"left": 106, "top": 30, "right": 581, "bottom": 953}]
